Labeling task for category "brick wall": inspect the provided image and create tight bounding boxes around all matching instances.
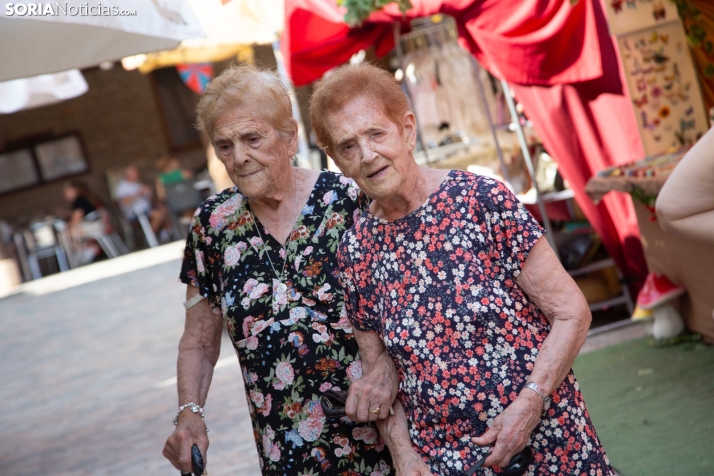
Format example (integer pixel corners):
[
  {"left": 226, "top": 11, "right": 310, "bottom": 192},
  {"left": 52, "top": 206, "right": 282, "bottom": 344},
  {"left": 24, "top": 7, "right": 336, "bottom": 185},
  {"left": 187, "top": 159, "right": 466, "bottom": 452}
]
[{"left": 0, "top": 66, "right": 204, "bottom": 226}]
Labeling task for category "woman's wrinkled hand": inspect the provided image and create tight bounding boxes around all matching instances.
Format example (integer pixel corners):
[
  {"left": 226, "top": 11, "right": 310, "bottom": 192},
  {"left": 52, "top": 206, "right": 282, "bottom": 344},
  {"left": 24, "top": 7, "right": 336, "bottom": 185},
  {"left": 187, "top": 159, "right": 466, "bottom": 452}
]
[
  {"left": 345, "top": 352, "right": 399, "bottom": 422},
  {"left": 470, "top": 390, "right": 543, "bottom": 469},
  {"left": 162, "top": 411, "right": 209, "bottom": 474},
  {"left": 394, "top": 451, "right": 434, "bottom": 476}
]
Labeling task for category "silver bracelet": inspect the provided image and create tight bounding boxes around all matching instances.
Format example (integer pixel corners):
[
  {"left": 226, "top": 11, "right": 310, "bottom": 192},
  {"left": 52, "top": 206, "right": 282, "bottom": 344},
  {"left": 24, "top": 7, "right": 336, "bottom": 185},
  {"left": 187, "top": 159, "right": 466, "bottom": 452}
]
[{"left": 173, "top": 402, "right": 206, "bottom": 428}]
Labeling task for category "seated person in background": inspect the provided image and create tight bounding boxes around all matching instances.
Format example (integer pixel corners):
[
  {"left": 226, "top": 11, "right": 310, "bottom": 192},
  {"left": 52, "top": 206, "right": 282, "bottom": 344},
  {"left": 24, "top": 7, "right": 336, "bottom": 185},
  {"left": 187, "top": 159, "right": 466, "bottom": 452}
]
[
  {"left": 62, "top": 180, "right": 102, "bottom": 264},
  {"left": 155, "top": 154, "right": 192, "bottom": 201},
  {"left": 115, "top": 165, "right": 169, "bottom": 240}
]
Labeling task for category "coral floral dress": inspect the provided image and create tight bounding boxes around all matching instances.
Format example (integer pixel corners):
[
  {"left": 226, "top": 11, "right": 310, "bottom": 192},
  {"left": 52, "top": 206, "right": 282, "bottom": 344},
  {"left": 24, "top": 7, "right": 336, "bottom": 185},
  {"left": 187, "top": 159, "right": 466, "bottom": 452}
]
[
  {"left": 180, "top": 171, "right": 392, "bottom": 476},
  {"left": 339, "top": 171, "right": 614, "bottom": 476}
]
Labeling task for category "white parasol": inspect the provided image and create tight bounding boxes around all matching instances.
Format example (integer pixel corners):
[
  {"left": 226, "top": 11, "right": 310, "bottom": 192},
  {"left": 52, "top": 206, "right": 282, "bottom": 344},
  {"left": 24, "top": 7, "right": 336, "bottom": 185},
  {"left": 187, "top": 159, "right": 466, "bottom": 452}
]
[
  {"left": 0, "top": 0, "right": 205, "bottom": 82},
  {"left": 0, "top": 69, "right": 89, "bottom": 114}
]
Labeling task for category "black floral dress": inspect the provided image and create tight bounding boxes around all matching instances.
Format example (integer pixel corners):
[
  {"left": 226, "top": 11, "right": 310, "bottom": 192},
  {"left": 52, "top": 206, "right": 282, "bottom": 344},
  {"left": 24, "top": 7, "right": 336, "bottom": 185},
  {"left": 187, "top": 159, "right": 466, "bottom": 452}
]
[
  {"left": 180, "top": 171, "right": 393, "bottom": 476},
  {"left": 339, "top": 171, "right": 614, "bottom": 476}
]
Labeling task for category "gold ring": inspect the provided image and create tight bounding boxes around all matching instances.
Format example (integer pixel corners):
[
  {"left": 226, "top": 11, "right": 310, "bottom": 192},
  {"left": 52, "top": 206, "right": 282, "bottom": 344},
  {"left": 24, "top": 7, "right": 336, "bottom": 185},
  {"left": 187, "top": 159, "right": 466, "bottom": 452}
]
[{"left": 369, "top": 406, "right": 381, "bottom": 414}]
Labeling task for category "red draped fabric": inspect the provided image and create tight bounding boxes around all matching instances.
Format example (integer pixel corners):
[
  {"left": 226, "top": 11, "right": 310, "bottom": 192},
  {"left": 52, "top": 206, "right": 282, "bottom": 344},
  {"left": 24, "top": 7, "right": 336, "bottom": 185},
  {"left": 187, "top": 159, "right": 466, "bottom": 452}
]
[
  {"left": 283, "top": 0, "right": 605, "bottom": 87},
  {"left": 282, "top": 0, "right": 648, "bottom": 291}
]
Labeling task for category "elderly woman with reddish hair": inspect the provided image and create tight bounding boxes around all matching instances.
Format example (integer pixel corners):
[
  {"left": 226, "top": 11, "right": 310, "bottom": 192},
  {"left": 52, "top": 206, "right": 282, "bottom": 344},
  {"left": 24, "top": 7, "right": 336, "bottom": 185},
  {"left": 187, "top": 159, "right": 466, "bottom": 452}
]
[
  {"left": 162, "top": 65, "right": 395, "bottom": 475},
  {"left": 309, "top": 63, "right": 615, "bottom": 476}
]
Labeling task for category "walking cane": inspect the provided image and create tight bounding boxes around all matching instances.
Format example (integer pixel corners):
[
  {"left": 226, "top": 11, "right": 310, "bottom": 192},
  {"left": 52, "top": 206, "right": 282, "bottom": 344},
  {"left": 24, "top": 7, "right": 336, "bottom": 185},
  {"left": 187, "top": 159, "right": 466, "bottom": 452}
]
[{"left": 180, "top": 444, "right": 205, "bottom": 476}]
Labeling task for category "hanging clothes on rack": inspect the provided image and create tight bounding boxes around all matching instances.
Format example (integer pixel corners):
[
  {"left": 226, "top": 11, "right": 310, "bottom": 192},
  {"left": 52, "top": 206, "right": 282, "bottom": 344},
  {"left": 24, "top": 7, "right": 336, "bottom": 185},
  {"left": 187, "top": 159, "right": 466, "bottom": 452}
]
[
  {"left": 404, "top": 48, "right": 442, "bottom": 143},
  {"left": 400, "top": 20, "right": 492, "bottom": 146},
  {"left": 438, "top": 41, "right": 491, "bottom": 137}
]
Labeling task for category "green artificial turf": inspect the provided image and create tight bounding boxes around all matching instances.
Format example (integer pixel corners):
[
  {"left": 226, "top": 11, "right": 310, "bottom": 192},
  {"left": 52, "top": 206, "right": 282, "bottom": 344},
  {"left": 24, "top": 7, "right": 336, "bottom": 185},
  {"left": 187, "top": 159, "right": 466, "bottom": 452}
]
[{"left": 572, "top": 338, "right": 714, "bottom": 476}]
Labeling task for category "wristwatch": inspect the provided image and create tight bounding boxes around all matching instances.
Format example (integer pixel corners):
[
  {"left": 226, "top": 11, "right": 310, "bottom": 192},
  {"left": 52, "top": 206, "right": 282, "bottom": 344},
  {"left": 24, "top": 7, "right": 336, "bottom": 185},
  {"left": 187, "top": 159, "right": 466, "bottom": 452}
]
[{"left": 524, "top": 382, "right": 552, "bottom": 415}]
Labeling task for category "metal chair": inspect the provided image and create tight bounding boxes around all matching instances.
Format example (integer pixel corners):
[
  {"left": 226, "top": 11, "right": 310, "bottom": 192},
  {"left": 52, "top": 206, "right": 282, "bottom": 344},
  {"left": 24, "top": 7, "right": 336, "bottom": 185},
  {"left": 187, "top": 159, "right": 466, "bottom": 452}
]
[
  {"left": 105, "top": 168, "right": 160, "bottom": 250},
  {"left": 164, "top": 179, "right": 203, "bottom": 239},
  {"left": 13, "top": 219, "right": 70, "bottom": 281},
  {"left": 114, "top": 209, "right": 159, "bottom": 250},
  {"left": 72, "top": 209, "right": 129, "bottom": 260}
]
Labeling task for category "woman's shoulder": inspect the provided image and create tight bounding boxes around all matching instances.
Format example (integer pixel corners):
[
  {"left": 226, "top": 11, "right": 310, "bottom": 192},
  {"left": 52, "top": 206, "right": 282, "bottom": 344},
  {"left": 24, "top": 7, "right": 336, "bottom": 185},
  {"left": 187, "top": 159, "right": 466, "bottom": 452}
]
[
  {"left": 200, "top": 186, "right": 244, "bottom": 208},
  {"left": 314, "top": 169, "right": 363, "bottom": 203},
  {"left": 446, "top": 169, "right": 511, "bottom": 196},
  {"left": 437, "top": 170, "right": 518, "bottom": 218},
  {"left": 193, "top": 187, "right": 247, "bottom": 228},
  {"left": 447, "top": 169, "right": 496, "bottom": 186},
  {"left": 317, "top": 169, "right": 357, "bottom": 188}
]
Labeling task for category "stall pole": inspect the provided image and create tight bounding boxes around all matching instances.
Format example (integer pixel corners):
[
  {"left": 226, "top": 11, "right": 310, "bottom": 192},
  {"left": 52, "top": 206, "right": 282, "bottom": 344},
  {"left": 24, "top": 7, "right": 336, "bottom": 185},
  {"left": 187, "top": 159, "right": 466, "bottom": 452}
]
[
  {"left": 500, "top": 79, "right": 558, "bottom": 253},
  {"left": 472, "top": 60, "right": 512, "bottom": 186},
  {"left": 392, "top": 22, "right": 430, "bottom": 163}
]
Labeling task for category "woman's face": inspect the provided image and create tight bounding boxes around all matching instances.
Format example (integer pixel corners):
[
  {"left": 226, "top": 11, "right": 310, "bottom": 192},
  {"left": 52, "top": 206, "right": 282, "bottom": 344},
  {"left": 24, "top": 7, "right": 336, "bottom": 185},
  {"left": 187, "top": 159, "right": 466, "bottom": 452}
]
[
  {"left": 63, "top": 186, "right": 78, "bottom": 202},
  {"left": 167, "top": 159, "right": 180, "bottom": 171},
  {"left": 325, "top": 95, "right": 416, "bottom": 202},
  {"left": 211, "top": 106, "right": 296, "bottom": 199}
]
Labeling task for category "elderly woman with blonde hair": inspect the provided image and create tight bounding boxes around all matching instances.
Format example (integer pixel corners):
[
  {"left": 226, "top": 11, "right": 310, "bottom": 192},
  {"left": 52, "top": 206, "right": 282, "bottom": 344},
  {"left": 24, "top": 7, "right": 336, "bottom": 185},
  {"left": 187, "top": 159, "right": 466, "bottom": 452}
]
[
  {"left": 310, "top": 63, "right": 615, "bottom": 476},
  {"left": 162, "top": 65, "right": 397, "bottom": 475}
]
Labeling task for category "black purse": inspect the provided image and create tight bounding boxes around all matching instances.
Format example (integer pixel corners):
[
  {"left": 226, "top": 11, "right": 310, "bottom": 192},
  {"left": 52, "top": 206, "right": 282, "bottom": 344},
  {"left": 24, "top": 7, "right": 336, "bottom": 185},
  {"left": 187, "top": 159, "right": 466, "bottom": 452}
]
[
  {"left": 320, "top": 389, "right": 349, "bottom": 419},
  {"left": 180, "top": 444, "right": 205, "bottom": 476},
  {"left": 465, "top": 445, "right": 532, "bottom": 476}
]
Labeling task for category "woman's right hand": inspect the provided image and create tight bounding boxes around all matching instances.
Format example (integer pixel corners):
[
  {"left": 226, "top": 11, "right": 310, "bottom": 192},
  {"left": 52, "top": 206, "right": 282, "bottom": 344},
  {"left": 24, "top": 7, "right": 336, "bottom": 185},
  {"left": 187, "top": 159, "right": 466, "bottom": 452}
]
[
  {"left": 374, "top": 399, "right": 433, "bottom": 476},
  {"left": 394, "top": 452, "right": 434, "bottom": 476},
  {"left": 163, "top": 411, "right": 209, "bottom": 474}
]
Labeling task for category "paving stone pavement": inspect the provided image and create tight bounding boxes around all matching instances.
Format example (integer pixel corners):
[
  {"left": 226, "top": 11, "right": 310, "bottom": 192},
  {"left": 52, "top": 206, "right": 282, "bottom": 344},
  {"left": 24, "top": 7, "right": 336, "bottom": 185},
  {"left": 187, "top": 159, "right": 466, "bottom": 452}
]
[
  {"left": 0, "top": 252, "right": 262, "bottom": 475},
  {"left": 0, "top": 244, "right": 638, "bottom": 476}
]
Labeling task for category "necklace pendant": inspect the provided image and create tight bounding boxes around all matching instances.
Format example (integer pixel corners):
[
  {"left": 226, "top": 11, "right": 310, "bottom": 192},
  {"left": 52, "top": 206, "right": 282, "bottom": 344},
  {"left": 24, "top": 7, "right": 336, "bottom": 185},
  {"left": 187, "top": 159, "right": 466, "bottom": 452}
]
[{"left": 272, "top": 279, "right": 289, "bottom": 313}]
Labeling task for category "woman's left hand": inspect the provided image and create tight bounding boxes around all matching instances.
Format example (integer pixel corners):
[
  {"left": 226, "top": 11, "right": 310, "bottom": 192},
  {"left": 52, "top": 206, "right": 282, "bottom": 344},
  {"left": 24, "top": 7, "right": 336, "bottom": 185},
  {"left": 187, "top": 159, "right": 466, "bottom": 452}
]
[
  {"left": 469, "top": 235, "right": 591, "bottom": 469},
  {"left": 470, "top": 390, "right": 543, "bottom": 468}
]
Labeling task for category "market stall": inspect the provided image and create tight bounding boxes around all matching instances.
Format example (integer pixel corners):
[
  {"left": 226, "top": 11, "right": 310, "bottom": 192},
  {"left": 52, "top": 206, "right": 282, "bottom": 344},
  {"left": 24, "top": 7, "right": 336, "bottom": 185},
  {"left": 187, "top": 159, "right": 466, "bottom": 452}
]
[
  {"left": 585, "top": 0, "right": 713, "bottom": 340},
  {"left": 586, "top": 150, "right": 714, "bottom": 342},
  {"left": 282, "top": 0, "right": 649, "bottom": 295}
]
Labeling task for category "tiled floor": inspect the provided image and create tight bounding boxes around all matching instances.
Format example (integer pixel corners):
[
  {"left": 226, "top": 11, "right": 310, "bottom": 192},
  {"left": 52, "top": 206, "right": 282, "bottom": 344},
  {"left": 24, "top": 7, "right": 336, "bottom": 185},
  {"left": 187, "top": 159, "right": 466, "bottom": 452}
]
[{"left": 0, "top": 245, "right": 261, "bottom": 475}]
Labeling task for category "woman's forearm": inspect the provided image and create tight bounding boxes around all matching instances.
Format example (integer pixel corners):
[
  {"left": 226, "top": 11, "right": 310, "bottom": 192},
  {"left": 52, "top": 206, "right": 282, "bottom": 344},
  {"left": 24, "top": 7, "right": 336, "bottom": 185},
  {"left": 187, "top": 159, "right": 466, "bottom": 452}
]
[
  {"left": 351, "top": 329, "right": 431, "bottom": 473},
  {"left": 526, "top": 303, "right": 590, "bottom": 394},
  {"left": 177, "top": 342, "right": 220, "bottom": 406},
  {"left": 376, "top": 400, "right": 416, "bottom": 457},
  {"left": 165, "top": 288, "right": 220, "bottom": 471},
  {"left": 516, "top": 238, "right": 592, "bottom": 395},
  {"left": 176, "top": 288, "right": 223, "bottom": 406}
]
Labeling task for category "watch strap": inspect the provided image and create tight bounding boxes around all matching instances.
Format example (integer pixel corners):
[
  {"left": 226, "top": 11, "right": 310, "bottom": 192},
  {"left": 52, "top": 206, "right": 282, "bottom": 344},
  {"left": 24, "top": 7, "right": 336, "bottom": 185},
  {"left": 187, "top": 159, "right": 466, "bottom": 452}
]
[
  {"left": 525, "top": 382, "right": 548, "bottom": 400},
  {"left": 525, "top": 382, "right": 552, "bottom": 415}
]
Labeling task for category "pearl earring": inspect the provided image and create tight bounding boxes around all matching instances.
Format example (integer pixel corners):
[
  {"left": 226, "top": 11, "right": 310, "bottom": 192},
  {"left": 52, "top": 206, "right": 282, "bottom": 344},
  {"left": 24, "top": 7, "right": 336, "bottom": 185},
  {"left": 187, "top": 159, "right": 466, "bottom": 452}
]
[{"left": 410, "top": 142, "right": 414, "bottom": 147}]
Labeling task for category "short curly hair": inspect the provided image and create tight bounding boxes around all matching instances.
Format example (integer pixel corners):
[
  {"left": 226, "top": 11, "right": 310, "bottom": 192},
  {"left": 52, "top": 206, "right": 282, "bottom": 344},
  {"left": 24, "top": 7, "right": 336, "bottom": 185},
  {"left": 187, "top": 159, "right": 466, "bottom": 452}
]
[
  {"left": 309, "top": 63, "right": 412, "bottom": 150},
  {"left": 196, "top": 64, "right": 297, "bottom": 140}
]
